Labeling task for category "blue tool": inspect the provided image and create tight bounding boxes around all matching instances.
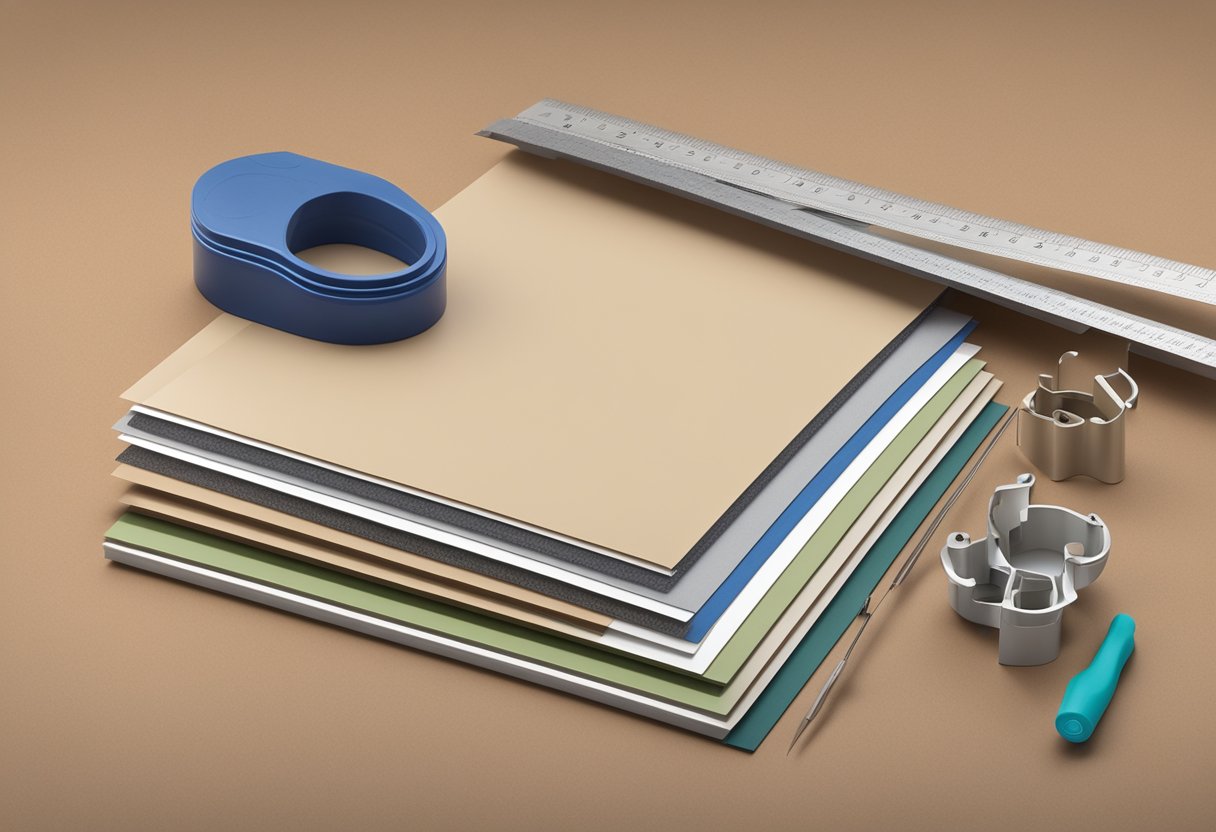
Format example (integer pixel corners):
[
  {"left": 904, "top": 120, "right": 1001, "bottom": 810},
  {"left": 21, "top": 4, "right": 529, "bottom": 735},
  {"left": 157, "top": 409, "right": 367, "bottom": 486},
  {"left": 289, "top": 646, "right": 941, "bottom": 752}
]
[
  {"left": 1055, "top": 613, "right": 1136, "bottom": 743},
  {"left": 191, "top": 152, "right": 446, "bottom": 345}
]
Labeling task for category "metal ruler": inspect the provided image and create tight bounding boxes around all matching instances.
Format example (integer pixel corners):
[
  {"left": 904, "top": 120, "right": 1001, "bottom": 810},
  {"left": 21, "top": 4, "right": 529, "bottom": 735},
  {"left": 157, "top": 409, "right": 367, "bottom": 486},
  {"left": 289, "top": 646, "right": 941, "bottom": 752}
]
[{"left": 479, "top": 99, "right": 1216, "bottom": 380}]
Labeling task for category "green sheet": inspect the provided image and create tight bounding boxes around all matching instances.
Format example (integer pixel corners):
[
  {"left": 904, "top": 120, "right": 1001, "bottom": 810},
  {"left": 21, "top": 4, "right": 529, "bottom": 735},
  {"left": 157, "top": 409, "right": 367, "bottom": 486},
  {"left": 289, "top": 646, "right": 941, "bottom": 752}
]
[
  {"left": 105, "top": 360, "right": 982, "bottom": 717},
  {"left": 723, "top": 400, "right": 1007, "bottom": 750},
  {"left": 105, "top": 400, "right": 1006, "bottom": 743},
  {"left": 700, "top": 358, "right": 982, "bottom": 683}
]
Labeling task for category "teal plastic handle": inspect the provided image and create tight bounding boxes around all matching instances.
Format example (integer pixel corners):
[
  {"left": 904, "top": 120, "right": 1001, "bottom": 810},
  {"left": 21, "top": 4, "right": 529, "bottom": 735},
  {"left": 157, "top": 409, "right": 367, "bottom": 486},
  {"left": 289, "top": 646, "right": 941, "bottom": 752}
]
[{"left": 1055, "top": 614, "right": 1136, "bottom": 743}]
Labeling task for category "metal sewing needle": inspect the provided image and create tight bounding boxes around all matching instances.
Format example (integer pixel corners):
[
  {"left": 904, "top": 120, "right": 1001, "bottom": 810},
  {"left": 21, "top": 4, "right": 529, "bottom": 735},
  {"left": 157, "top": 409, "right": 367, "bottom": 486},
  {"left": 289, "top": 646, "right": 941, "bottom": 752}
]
[{"left": 787, "top": 408, "right": 1016, "bottom": 755}]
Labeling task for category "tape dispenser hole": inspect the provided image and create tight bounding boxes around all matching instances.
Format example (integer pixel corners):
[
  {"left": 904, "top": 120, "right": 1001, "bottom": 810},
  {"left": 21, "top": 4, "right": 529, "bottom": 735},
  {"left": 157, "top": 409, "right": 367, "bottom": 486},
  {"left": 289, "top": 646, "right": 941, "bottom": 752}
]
[{"left": 287, "top": 192, "right": 426, "bottom": 276}]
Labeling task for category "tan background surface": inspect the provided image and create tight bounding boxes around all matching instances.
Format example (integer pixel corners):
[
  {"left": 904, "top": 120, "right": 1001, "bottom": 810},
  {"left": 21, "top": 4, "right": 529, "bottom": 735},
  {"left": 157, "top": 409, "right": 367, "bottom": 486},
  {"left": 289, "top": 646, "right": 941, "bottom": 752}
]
[{"left": 2, "top": 1, "right": 1214, "bottom": 830}]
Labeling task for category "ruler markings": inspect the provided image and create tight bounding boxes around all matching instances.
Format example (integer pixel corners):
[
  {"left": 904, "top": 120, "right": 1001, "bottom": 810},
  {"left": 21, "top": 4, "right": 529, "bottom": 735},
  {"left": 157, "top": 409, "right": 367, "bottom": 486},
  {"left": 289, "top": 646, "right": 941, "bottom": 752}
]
[
  {"left": 479, "top": 100, "right": 1216, "bottom": 380},
  {"left": 518, "top": 101, "right": 1215, "bottom": 301}
]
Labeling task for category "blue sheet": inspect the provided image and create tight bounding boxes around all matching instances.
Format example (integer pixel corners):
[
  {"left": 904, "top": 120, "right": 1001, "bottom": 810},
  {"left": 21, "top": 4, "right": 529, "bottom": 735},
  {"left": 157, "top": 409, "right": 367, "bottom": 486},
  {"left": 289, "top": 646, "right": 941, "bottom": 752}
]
[{"left": 683, "top": 320, "right": 977, "bottom": 642}]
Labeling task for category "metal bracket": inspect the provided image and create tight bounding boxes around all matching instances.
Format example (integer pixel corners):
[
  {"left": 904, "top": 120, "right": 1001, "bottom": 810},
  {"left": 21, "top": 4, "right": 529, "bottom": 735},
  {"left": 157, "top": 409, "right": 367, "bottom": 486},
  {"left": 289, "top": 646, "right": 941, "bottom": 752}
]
[
  {"left": 939, "top": 473, "right": 1110, "bottom": 666},
  {"left": 1017, "top": 351, "right": 1138, "bottom": 483}
]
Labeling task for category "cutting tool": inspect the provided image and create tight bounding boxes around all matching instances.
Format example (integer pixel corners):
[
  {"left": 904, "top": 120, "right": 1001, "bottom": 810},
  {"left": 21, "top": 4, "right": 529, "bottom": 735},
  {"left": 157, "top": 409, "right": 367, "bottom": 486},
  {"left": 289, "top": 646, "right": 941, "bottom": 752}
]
[{"left": 787, "top": 408, "right": 1016, "bottom": 754}]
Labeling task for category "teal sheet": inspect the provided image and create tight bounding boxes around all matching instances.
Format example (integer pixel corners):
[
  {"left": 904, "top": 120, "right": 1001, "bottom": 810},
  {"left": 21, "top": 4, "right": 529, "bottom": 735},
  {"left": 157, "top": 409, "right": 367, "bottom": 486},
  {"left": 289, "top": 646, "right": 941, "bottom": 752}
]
[{"left": 722, "top": 400, "right": 1007, "bottom": 751}]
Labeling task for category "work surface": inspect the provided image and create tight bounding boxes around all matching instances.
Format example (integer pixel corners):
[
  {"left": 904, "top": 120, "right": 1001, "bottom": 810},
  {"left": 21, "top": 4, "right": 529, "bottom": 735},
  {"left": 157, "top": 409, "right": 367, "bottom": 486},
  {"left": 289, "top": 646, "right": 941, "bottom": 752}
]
[{"left": 3, "top": 2, "right": 1214, "bottom": 830}]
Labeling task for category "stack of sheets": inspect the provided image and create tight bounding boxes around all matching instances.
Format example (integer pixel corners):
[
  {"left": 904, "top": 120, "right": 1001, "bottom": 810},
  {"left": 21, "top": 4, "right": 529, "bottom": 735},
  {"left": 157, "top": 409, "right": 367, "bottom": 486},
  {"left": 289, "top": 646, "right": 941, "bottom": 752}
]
[{"left": 104, "top": 155, "right": 1006, "bottom": 751}]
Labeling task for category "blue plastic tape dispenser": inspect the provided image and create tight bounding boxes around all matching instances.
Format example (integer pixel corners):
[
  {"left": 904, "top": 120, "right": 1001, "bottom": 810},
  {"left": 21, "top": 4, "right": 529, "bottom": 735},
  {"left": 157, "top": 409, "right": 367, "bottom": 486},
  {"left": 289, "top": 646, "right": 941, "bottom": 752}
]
[{"left": 191, "top": 152, "right": 446, "bottom": 345}]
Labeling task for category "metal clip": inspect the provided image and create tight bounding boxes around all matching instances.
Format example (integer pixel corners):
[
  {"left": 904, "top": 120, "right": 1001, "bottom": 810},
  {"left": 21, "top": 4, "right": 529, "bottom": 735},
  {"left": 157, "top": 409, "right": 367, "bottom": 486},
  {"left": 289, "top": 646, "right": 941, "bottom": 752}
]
[
  {"left": 1017, "top": 351, "right": 1138, "bottom": 483},
  {"left": 940, "top": 473, "right": 1110, "bottom": 666}
]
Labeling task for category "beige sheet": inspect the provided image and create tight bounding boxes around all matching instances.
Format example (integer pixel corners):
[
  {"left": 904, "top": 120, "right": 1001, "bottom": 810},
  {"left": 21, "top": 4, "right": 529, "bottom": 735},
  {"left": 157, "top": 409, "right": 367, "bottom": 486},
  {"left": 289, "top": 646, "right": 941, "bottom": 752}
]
[
  {"left": 115, "top": 370, "right": 997, "bottom": 678},
  {"left": 112, "top": 464, "right": 612, "bottom": 632},
  {"left": 123, "top": 154, "right": 939, "bottom": 568},
  {"left": 119, "top": 486, "right": 608, "bottom": 639}
]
